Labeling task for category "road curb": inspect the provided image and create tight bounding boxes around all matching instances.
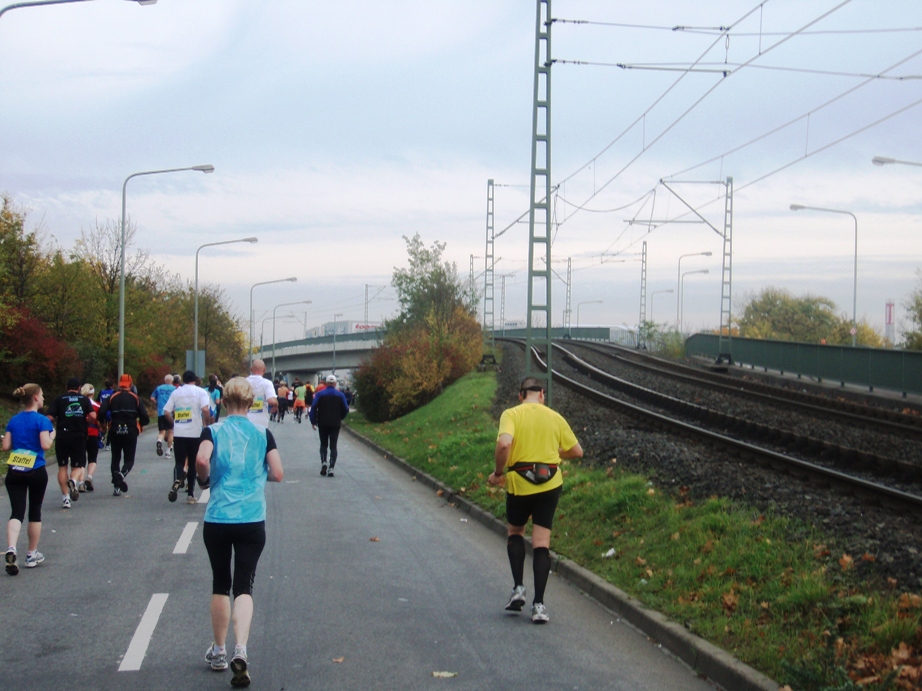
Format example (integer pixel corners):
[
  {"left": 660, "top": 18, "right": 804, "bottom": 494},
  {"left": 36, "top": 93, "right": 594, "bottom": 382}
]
[{"left": 345, "top": 426, "right": 779, "bottom": 691}]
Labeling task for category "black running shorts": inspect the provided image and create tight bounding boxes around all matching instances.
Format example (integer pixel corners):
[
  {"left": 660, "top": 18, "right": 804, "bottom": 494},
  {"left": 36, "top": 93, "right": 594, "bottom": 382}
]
[
  {"left": 506, "top": 485, "right": 563, "bottom": 530},
  {"left": 55, "top": 434, "right": 87, "bottom": 468},
  {"left": 157, "top": 415, "right": 174, "bottom": 432}
]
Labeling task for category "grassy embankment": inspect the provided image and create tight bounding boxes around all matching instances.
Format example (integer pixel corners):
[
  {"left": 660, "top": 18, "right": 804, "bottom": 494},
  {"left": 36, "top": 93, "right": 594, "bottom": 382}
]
[
  {"left": 0, "top": 397, "right": 21, "bottom": 479},
  {"left": 347, "top": 370, "right": 921, "bottom": 689}
]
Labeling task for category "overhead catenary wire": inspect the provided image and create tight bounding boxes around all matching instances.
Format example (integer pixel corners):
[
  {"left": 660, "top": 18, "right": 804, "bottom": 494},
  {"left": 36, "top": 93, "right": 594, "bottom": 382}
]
[{"left": 553, "top": 17, "right": 921, "bottom": 37}]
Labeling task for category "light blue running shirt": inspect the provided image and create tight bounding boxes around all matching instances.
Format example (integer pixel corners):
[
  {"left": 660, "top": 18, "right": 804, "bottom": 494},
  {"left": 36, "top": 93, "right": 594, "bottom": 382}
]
[{"left": 203, "top": 416, "right": 270, "bottom": 524}]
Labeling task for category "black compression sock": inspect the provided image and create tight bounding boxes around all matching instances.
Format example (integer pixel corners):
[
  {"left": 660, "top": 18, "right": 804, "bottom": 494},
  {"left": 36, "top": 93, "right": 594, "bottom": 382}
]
[
  {"left": 533, "top": 547, "right": 551, "bottom": 604},
  {"left": 507, "top": 534, "right": 526, "bottom": 587}
]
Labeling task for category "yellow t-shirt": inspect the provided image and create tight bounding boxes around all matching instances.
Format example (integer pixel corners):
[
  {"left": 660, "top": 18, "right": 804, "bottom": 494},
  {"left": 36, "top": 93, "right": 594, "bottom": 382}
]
[{"left": 496, "top": 402, "right": 579, "bottom": 496}]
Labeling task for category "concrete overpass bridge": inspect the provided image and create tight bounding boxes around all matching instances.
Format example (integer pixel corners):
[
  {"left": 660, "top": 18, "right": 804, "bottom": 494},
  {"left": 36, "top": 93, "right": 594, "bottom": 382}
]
[{"left": 254, "top": 330, "right": 383, "bottom": 384}]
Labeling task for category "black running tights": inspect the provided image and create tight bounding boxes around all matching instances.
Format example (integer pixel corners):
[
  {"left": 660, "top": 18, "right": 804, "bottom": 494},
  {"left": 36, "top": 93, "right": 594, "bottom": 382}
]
[
  {"left": 318, "top": 425, "right": 340, "bottom": 467},
  {"left": 203, "top": 521, "right": 266, "bottom": 597}
]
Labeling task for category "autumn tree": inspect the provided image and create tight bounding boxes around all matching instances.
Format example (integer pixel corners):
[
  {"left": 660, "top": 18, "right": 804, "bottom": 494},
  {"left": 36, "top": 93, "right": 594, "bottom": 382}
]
[
  {"left": 902, "top": 270, "right": 922, "bottom": 350},
  {"left": 355, "top": 234, "right": 482, "bottom": 421}
]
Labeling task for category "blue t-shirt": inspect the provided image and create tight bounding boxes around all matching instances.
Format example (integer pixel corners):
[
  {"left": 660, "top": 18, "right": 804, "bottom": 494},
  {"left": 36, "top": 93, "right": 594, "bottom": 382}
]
[
  {"left": 5, "top": 411, "right": 53, "bottom": 472},
  {"left": 151, "top": 385, "right": 175, "bottom": 416},
  {"left": 202, "top": 417, "right": 273, "bottom": 524}
]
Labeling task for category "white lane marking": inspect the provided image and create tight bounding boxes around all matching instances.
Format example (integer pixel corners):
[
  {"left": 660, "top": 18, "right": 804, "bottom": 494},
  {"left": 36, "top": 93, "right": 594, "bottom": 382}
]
[
  {"left": 173, "top": 522, "right": 199, "bottom": 555},
  {"left": 199, "top": 488, "right": 210, "bottom": 503},
  {"left": 118, "top": 593, "right": 169, "bottom": 671}
]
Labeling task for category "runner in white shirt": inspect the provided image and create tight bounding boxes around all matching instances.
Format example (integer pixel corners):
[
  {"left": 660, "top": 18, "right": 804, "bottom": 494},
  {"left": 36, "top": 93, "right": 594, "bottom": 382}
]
[
  {"left": 246, "top": 359, "right": 278, "bottom": 429},
  {"left": 164, "top": 370, "right": 212, "bottom": 504}
]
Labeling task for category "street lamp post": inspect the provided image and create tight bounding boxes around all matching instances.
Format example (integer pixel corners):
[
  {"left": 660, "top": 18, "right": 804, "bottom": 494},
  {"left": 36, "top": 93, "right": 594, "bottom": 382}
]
[
  {"left": 118, "top": 164, "right": 214, "bottom": 376},
  {"left": 676, "top": 251, "right": 712, "bottom": 330},
  {"left": 1, "top": 0, "right": 155, "bottom": 20},
  {"left": 271, "top": 300, "right": 311, "bottom": 377},
  {"left": 680, "top": 269, "right": 709, "bottom": 333},
  {"left": 872, "top": 156, "right": 922, "bottom": 169},
  {"left": 650, "top": 289, "right": 674, "bottom": 326},
  {"left": 249, "top": 278, "right": 297, "bottom": 367},
  {"left": 790, "top": 204, "right": 859, "bottom": 347},
  {"left": 332, "top": 313, "right": 343, "bottom": 373},
  {"left": 194, "top": 237, "right": 257, "bottom": 376},
  {"left": 576, "top": 300, "right": 603, "bottom": 329}
]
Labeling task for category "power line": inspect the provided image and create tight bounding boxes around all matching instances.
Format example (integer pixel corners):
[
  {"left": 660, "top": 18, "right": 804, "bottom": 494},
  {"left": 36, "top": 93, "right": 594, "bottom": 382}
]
[
  {"left": 553, "top": 17, "right": 921, "bottom": 37},
  {"left": 558, "top": 59, "right": 921, "bottom": 80}
]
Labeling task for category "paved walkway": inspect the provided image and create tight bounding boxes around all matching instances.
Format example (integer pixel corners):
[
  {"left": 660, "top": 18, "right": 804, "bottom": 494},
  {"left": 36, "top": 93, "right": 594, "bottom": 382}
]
[{"left": 0, "top": 420, "right": 715, "bottom": 690}]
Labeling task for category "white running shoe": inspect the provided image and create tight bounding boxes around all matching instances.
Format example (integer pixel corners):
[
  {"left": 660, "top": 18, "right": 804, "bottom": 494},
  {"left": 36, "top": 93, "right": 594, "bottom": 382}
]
[
  {"left": 531, "top": 602, "right": 549, "bottom": 624},
  {"left": 504, "top": 585, "right": 526, "bottom": 612}
]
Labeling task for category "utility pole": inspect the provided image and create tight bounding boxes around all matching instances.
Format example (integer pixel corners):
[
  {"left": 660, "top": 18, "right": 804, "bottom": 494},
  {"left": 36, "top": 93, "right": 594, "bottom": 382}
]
[
  {"left": 525, "top": 0, "right": 553, "bottom": 405},
  {"left": 483, "top": 179, "right": 496, "bottom": 362},
  {"left": 638, "top": 241, "right": 647, "bottom": 348},
  {"left": 564, "top": 257, "right": 572, "bottom": 336}
]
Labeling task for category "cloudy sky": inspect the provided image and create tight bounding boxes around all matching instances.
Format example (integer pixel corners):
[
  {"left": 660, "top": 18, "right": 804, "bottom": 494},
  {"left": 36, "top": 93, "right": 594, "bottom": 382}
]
[{"left": 1, "top": 0, "right": 920, "bottom": 342}]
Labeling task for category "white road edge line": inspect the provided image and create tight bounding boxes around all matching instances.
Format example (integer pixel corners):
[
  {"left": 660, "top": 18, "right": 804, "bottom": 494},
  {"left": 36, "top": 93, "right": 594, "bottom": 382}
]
[
  {"left": 173, "top": 521, "right": 199, "bottom": 555},
  {"left": 118, "top": 593, "right": 169, "bottom": 672}
]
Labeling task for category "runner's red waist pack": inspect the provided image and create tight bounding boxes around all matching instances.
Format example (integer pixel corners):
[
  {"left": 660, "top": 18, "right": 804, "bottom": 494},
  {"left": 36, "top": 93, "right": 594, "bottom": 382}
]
[{"left": 511, "top": 462, "right": 558, "bottom": 485}]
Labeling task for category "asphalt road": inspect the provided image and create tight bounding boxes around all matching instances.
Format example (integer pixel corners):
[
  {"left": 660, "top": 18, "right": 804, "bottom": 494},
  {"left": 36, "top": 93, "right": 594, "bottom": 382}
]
[{"left": 0, "top": 418, "right": 715, "bottom": 691}]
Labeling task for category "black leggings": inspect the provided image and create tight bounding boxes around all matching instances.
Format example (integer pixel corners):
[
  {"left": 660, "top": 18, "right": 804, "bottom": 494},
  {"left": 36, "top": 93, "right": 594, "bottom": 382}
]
[
  {"left": 203, "top": 521, "right": 266, "bottom": 598},
  {"left": 318, "top": 426, "right": 341, "bottom": 467},
  {"left": 86, "top": 435, "right": 100, "bottom": 466},
  {"left": 173, "top": 437, "right": 202, "bottom": 495},
  {"left": 5, "top": 466, "right": 49, "bottom": 523}
]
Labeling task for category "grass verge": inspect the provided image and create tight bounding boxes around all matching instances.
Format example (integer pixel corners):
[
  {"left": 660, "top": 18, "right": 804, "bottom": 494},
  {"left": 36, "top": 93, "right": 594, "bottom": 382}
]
[{"left": 348, "top": 370, "right": 922, "bottom": 690}]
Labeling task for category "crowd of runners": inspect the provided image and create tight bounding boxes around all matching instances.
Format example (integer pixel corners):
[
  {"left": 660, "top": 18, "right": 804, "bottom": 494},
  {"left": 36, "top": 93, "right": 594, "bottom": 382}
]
[{"left": 3, "top": 358, "right": 356, "bottom": 687}]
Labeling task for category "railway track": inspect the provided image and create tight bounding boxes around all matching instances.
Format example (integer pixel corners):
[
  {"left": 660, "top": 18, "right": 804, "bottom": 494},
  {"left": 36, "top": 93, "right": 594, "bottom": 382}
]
[
  {"left": 502, "top": 339, "right": 922, "bottom": 516},
  {"left": 593, "top": 340, "right": 922, "bottom": 433}
]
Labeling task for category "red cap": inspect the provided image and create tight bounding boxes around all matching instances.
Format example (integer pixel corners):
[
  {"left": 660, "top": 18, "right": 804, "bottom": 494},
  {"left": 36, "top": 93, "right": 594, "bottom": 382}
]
[{"left": 119, "top": 374, "right": 132, "bottom": 388}]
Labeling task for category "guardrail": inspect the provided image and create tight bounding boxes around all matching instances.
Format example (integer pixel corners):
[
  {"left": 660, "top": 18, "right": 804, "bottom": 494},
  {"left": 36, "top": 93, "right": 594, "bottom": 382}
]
[{"left": 685, "top": 333, "right": 922, "bottom": 397}]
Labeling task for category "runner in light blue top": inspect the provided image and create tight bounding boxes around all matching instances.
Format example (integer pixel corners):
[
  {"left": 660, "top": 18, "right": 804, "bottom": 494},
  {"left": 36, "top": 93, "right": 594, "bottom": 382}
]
[{"left": 195, "top": 377, "right": 283, "bottom": 686}]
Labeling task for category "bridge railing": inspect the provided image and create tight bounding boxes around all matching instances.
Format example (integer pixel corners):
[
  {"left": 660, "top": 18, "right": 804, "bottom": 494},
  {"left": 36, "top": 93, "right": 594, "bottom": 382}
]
[{"left": 685, "top": 333, "right": 922, "bottom": 397}]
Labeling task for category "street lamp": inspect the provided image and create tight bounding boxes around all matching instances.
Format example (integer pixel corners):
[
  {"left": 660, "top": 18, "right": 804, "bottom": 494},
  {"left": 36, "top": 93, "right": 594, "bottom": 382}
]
[
  {"left": 676, "top": 251, "right": 712, "bottom": 330},
  {"left": 790, "top": 203, "right": 859, "bottom": 347},
  {"left": 249, "top": 277, "right": 297, "bottom": 367},
  {"left": 679, "top": 269, "right": 709, "bottom": 333},
  {"left": 332, "top": 313, "right": 343, "bottom": 373},
  {"left": 118, "top": 164, "right": 214, "bottom": 376},
  {"left": 194, "top": 237, "right": 257, "bottom": 376},
  {"left": 872, "top": 156, "right": 922, "bottom": 168},
  {"left": 272, "top": 300, "right": 311, "bottom": 377},
  {"left": 650, "top": 289, "right": 674, "bottom": 326},
  {"left": 576, "top": 300, "right": 603, "bottom": 328},
  {"left": 1, "top": 0, "right": 155, "bottom": 20}
]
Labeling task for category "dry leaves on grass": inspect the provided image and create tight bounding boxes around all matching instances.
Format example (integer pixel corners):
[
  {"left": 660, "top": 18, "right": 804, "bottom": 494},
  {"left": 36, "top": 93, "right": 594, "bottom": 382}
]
[
  {"left": 839, "top": 553, "right": 854, "bottom": 571},
  {"left": 721, "top": 591, "right": 739, "bottom": 614},
  {"left": 849, "top": 642, "right": 922, "bottom": 690}
]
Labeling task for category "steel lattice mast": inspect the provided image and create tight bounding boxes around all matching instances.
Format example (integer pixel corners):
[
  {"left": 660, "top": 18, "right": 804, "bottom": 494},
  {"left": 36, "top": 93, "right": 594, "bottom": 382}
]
[{"left": 525, "top": 0, "right": 553, "bottom": 404}]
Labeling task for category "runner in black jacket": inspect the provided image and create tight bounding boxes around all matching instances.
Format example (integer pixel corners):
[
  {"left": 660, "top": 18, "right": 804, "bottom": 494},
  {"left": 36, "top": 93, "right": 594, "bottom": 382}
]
[
  {"left": 99, "top": 374, "right": 150, "bottom": 495},
  {"left": 309, "top": 375, "right": 349, "bottom": 477}
]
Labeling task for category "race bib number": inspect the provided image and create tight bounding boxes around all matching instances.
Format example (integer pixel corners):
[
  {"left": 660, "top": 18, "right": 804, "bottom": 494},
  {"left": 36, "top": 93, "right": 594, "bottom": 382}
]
[
  {"left": 250, "top": 398, "right": 264, "bottom": 412},
  {"left": 174, "top": 408, "right": 193, "bottom": 422},
  {"left": 7, "top": 450, "right": 37, "bottom": 469}
]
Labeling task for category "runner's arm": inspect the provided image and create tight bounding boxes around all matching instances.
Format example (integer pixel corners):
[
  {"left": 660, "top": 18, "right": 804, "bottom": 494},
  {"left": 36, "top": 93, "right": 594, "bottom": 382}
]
[
  {"left": 196, "top": 439, "right": 213, "bottom": 484},
  {"left": 267, "top": 448, "right": 283, "bottom": 482},
  {"left": 559, "top": 442, "right": 583, "bottom": 460},
  {"left": 1, "top": 431, "right": 10, "bottom": 452}
]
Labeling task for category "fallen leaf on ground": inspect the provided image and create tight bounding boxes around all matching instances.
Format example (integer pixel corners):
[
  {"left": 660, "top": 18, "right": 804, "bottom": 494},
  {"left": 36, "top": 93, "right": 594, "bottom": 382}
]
[
  {"left": 432, "top": 671, "right": 457, "bottom": 678},
  {"left": 332, "top": 657, "right": 344, "bottom": 663},
  {"left": 839, "top": 554, "right": 854, "bottom": 571},
  {"left": 436, "top": 489, "right": 444, "bottom": 497},
  {"left": 634, "top": 556, "right": 647, "bottom": 566},
  {"left": 370, "top": 537, "right": 380, "bottom": 542},
  {"left": 721, "top": 591, "right": 739, "bottom": 613}
]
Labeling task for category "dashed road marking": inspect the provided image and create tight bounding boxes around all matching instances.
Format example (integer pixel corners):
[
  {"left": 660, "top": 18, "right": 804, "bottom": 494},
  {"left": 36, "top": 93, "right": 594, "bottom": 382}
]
[
  {"left": 118, "top": 593, "right": 168, "bottom": 671},
  {"left": 173, "top": 521, "right": 199, "bottom": 554}
]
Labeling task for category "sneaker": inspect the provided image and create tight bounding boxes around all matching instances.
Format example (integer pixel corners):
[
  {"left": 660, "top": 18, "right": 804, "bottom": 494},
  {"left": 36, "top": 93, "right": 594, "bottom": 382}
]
[
  {"left": 85, "top": 477, "right": 94, "bottom": 492},
  {"left": 5, "top": 549, "right": 18, "bottom": 576},
  {"left": 176, "top": 470, "right": 187, "bottom": 490},
  {"left": 206, "top": 644, "right": 227, "bottom": 671},
  {"left": 78, "top": 482, "right": 86, "bottom": 493},
  {"left": 165, "top": 450, "right": 172, "bottom": 459},
  {"left": 320, "top": 463, "right": 328, "bottom": 477},
  {"left": 115, "top": 472, "right": 128, "bottom": 493},
  {"left": 25, "top": 551, "right": 44, "bottom": 568},
  {"left": 327, "top": 470, "right": 334, "bottom": 477},
  {"left": 67, "top": 479, "right": 79, "bottom": 501},
  {"left": 168, "top": 479, "right": 181, "bottom": 503},
  {"left": 531, "top": 602, "right": 549, "bottom": 624},
  {"left": 113, "top": 487, "right": 122, "bottom": 497},
  {"left": 230, "top": 651, "right": 250, "bottom": 688},
  {"left": 62, "top": 496, "right": 72, "bottom": 509},
  {"left": 156, "top": 440, "right": 163, "bottom": 456},
  {"left": 186, "top": 495, "right": 197, "bottom": 505},
  {"left": 504, "top": 585, "right": 527, "bottom": 612}
]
